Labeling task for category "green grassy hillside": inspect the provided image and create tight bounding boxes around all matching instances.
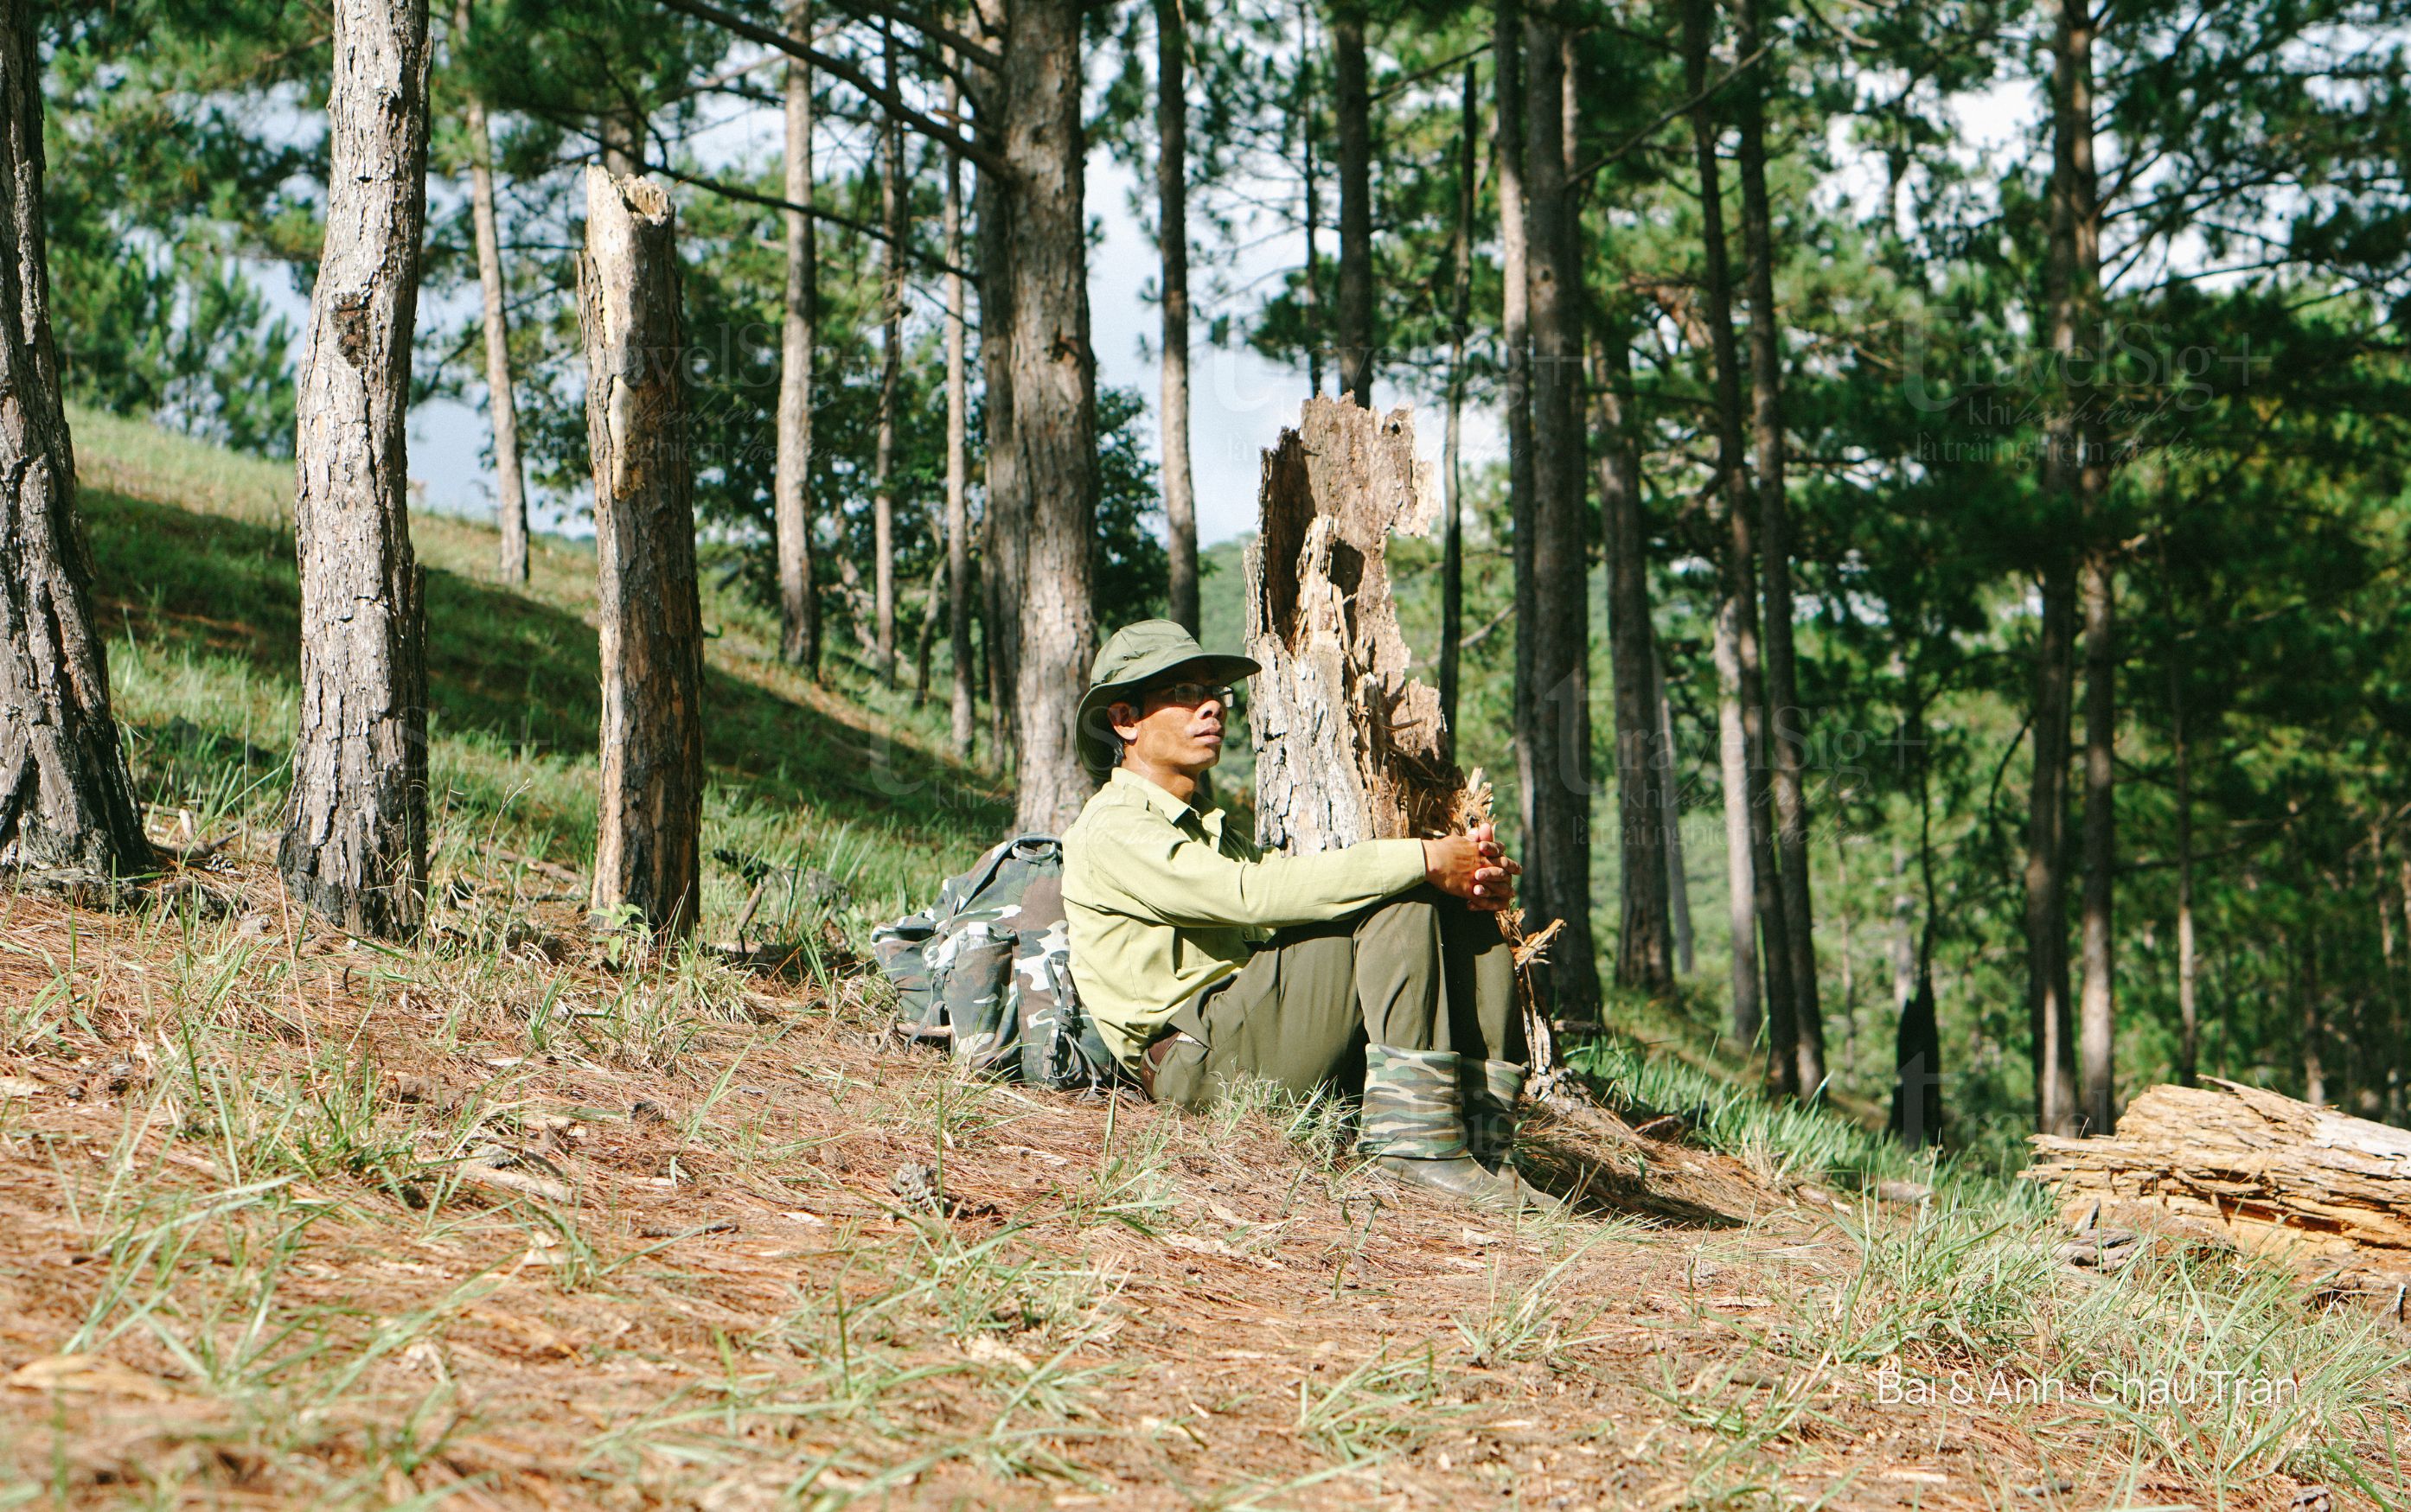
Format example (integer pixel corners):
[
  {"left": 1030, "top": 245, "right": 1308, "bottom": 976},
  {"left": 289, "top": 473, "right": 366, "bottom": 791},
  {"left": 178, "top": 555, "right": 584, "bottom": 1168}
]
[{"left": 73, "top": 404, "right": 1006, "bottom": 939}]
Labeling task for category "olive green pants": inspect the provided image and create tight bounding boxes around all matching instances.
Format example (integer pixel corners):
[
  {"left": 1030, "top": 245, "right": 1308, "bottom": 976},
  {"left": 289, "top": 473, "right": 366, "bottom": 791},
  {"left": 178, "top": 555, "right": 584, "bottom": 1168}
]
[{"left": 1146, "top": 885, "right": 1524, "bottom": 1110}]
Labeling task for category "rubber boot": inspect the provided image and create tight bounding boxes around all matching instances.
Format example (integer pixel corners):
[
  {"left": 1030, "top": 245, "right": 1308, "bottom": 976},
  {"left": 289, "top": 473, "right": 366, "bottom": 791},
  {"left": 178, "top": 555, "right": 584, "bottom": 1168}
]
[
  {"left": 1462, "top": 1058, "right": 1567, "bottom": 1215},
  {"left": 1359, "top": 1044, "right": 1520, "bottom": 1210}
]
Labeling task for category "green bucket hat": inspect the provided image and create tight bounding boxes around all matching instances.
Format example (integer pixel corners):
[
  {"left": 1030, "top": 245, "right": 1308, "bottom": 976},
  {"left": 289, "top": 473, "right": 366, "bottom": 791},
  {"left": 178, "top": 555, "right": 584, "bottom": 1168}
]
[{"left": 1076, "top": 620, "right": 1261, "bottom": 782}]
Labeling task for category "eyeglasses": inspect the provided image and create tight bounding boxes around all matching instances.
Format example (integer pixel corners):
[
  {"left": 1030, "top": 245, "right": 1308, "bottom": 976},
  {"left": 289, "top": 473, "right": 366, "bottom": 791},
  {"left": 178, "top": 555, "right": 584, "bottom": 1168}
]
[{"left": 1146, "top": 680, "right": 1239, "bottom": 709}]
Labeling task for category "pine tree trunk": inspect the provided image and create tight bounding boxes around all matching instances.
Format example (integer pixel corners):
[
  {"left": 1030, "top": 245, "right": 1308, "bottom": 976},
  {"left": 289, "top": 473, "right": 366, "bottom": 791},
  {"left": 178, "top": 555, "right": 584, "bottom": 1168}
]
[
  {"left": 1733, "top": 0, "right": 1822, "bottom": 1092},
  {"left": 1685, "top": 0, "right": 1794, "bottom": 1089},
  {"left": 0, "top": 0, "right": 152, "bottom": 880},
  {"left": 580, "top": 168, "right": 704, "bottom": 941},
  {"left": 2029, "top": 0, "right": 2101, "bottom": 1138},
  {"left": 1332, "top": 0, "right": 1373, "bottom": 406},
  {"left": 1519, "top": 9, "right": 1597, "bottom": 1021},
  {"left": 2171, "top": 648, "right": 2197, "bottom": 1088},
  {"left": 776, "top": 0, "right": 820, "bottom": 672},
  {"left": 2067, "top": 0, "right": 2114, "bottom": 1137},
  {"left": 2078, "top": 547, "right": 2117, "bottom": 1132},
  {"left": 598, "top": 110, "right": 644, "bottom": 176},
  {"left": 988, "top": 0, "right": 1099, "bottom": 833},
  {"left": 973, "top": 159, "right": 1020, "bottom": 769},
  {"left": 873, "top": 35, "right": 904, "bottom": 685},
  {"left": 1833, "top": 826, "right": 1857, "bottom": 1071},
  {"left": 1655, "top": 648, "right": 1694, "bottom": 974},
  {"left": 455, "top": 0, "right": 528, "bottom": 585},
  {"left": 2299, "top": 910, "right": 2325, "bottom": 1106},
  {"left": 281, "top": 0, "right": 432, "bottom": 941},
  {"left": 1157, "top": 0, "right": 1199, "bottom": 634},
  {"left": 1493, "top": 0, "right": 1540, "bottom": 925},
  {"left": 1437, "top": 60, "right": 1474, "bottom": 738},
  {"left": 1713, "top": 598, "right": 1761, "bottom": 1043},
  {"left": 1596, "top": 318, "right": 1672, "bottom": 992},
  {"left": 914, "top": 534, "right": 943, "bottom": 705},
  {"left": 2395, "top": 858, "right": 2410, "bottom": 1121},
  {"left": 1890, "top": 695, "right": 1943, "bottom": 1144},
  {"left": 943, "top": 73, "right": 975, "bottom": 759},
  {"left": 1297, "top": 0, "right": 1324, "bottom": 397},
  {"left": 2026, "top": 558, "right": 2080, "bottom": 1135}
]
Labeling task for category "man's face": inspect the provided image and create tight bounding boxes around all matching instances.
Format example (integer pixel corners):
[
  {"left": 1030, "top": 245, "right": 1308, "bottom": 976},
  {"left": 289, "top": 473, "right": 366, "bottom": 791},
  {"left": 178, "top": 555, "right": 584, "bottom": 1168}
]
[{"left": 1110, "top": 676, "right": 1236, "bottom": 776}]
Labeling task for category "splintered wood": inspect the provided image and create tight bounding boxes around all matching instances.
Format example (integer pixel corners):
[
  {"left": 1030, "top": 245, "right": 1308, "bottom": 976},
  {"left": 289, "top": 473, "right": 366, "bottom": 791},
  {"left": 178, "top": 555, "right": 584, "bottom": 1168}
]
[
  {"left": 1244, "top": 397, "right": 1458, "bottom": 852},
  {"left": 1244, "top": 398, "right": 1564, "bottom": 1075},
  {"left": 2024, "top": 1077, "right": 2411, "bottom": 1295}
]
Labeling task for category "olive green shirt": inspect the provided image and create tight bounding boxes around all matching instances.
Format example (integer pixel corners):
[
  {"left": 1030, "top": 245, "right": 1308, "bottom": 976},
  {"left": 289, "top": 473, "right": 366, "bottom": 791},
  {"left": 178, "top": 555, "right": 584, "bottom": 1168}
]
[{"left": 1063, "top": 768, "right": 1428, "bottom": 1070}]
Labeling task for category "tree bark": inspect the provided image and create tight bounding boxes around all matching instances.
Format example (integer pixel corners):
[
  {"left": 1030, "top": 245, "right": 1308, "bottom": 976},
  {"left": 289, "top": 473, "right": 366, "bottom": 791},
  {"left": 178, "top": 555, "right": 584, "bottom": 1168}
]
[
  {"left": 986, "top": 0, "right": 1099, "bottom": 833},
  {"left": 455, "top": 0, "right": 528, "bottom": 585},
  {"left": 943, "top": 73, "right": 975, "bottom": 758},
  {"left": 873, "top": 32, "right": 904, "bottom": 685},
  {"left": 0, "top": 0, "right": 152, "bottom": 879},
  {"left": 2395, "top": 858, "right": 2410, "bottom": 1122},
  {"left": 1156, "top": 0, "right": 1198, "bottom": 634},
  {"left": 1655, "top": 648, "right": 1694, "bottom": 974},
  {"left": 1493, "top": 0, "right": 1539, "bottom": 925},
  {"left": 2025, "top": 561, "right": 2080, "bottom": 1135},
  {"left": 2078, "top": 546, "right": 2116, "bottom": 1132},
  {"left": 579, "top": 167, "right": 705, "bottom": 941},
  {"left": 1437, "top": 60, "right": 1474, "bottom": 739},
  {"left": 1297, "top": 0, "right": 1324, "bottom": 398},
  {"left": 281, "top": 0, "right": 432, "bottom": 941},
  {"left": 1596, "top": 317, "right": 1672, "bottom": 993},
  {"left": 1733, "top": 0, "right": 1822, "bottom": 1092},
  {"left": 1332, "top": 0, "right": 1373, "bottom": 405},
  {"left": 914, "top": 530, "right": 943, "bottom": 704},
  {"left": 2171, "top": 646, "right": 2197, "bottom": 1088},
  {"left": 2028, "top": 0, "right": 2100, "bottom": 1137},
  {"left": 1713, "top": 598, "right": 1761, "bottom": 1043},
  {"left": 598, "top": 107, "right": 644, "bottom": 176},
  {"left": 1685, "top": 0, "right": 1794, "bottom": 1090},
  {"left": 2299, "top": 911, "right": 2325, "bottom": 1107},
  {"left": 1519, "top": 7, "right": 1598, "bottom": 1021},
  {"left": 973, "top": 151, "right": 1020, "bottom": 769},
  {"left": 1247, "top": 399, "right": 1458, "bottom": 850},
  {"left": 776, "top": 0, "right": 821, "bottom": 672},
  {"left": 2026, "top": 1078, "right": 2411, "bottom": 1294},
  {"left": 1889, "top": 694, "right": 1942, "bottom": 1145}
]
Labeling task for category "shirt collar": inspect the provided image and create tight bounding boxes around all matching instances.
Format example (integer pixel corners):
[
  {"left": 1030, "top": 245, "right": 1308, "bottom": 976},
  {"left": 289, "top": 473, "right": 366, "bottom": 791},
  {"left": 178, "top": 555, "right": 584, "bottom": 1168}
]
[{"left": 1110, "top": 765, "right": 1226, "bottom": 839}]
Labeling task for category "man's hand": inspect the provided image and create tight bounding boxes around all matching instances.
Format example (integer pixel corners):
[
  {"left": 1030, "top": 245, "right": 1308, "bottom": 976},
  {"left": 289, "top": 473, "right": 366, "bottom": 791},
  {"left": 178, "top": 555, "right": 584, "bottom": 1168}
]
[{"left": 1422, "top": 821, "right": 1521, "bottom": 911}]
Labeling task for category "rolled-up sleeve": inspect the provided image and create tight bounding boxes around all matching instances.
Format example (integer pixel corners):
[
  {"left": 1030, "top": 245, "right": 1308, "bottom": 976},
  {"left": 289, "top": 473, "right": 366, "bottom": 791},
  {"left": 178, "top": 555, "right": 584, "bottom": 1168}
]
[{"left": 1080, "top": 809, "right": 1425, "bottom": 928}]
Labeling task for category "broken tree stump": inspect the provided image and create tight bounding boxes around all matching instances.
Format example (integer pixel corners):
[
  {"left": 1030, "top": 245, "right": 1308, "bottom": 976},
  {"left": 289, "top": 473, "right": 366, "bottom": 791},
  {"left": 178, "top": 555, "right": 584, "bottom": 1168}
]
[
  {"left": 1244, "top": 398, "right": 1568, "bottom": 1078},
  {"left": 1244, "top": 397, "right": 1458, "bottom": 851},
  {"left": 2024, "top": 1077, "right": 2411, "bottom": 1295},
  {"left": 580, "top": 167, "right": 706, "bottom": 941}
]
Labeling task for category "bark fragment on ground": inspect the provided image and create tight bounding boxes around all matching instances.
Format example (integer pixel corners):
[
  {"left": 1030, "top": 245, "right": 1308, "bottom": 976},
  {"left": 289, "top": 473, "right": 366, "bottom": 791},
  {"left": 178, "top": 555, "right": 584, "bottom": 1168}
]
[{"left": 2025, "top": 1077, "right": 2411, "bottom": 1293}]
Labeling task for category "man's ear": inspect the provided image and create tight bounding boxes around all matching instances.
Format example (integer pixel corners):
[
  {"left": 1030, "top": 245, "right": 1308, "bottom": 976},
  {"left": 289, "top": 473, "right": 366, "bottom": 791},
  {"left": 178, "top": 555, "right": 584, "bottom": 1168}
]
[{"left": 1108, "top": 700, "right": 1142, "bottom": 743}]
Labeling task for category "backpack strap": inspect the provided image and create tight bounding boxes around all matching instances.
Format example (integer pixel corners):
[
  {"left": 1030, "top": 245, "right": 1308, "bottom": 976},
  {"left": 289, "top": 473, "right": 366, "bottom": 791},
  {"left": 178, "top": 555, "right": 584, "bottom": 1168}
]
[{"left": 956, "top": 832, "right": 1059, "bottom": 905}]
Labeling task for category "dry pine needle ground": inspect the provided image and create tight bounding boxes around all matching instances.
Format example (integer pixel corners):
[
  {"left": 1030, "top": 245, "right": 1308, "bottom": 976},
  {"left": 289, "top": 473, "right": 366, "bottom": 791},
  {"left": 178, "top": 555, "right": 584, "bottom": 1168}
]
[{"left": 0, "top": 851, "right": 2405, "bottom": 1510}]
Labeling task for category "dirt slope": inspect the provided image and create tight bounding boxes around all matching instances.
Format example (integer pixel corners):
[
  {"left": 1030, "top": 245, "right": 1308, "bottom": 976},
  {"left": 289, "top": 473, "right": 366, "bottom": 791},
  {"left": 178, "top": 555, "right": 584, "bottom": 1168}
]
[{"left": 0, "top": 859, "right": 2400, "bottom": 1510}]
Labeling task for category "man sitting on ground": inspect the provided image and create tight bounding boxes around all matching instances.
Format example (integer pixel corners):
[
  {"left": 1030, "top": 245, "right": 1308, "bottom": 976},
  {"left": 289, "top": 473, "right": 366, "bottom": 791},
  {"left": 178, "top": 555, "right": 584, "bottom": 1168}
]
[{"left": 1061, "top": 619, "right": 1556, "bottom": 1212}]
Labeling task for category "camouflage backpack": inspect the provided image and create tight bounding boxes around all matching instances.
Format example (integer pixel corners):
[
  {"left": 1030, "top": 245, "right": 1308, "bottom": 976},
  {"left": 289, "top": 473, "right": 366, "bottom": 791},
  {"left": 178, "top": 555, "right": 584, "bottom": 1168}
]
[{"left": 870, "top": 834, "right": 1116, "bottom": 1093}]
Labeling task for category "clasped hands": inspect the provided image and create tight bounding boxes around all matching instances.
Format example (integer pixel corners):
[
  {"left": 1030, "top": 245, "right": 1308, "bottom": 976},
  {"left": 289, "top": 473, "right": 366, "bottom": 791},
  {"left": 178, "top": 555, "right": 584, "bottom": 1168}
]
[{"left": 1420, "top": 821, "right": 1520, "bottom": 912}]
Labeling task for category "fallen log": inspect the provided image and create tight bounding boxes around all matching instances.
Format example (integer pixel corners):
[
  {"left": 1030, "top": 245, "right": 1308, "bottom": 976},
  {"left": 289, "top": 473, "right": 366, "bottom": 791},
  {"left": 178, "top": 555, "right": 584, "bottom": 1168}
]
[{"left": 2024, "top": 1077, "right": 2411, "bottom": 1296}]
